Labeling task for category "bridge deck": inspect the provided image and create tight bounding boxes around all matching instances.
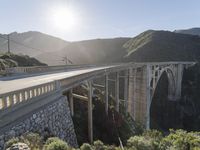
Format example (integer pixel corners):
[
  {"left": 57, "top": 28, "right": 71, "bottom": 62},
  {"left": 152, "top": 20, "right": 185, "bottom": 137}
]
[{"left": 0, "top": 65, "right": 116, "bottom": 94}]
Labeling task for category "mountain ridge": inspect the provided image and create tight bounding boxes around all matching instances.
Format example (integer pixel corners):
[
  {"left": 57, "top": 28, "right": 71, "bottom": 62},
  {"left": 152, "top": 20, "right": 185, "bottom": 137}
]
[
  {"left": 174, "top": 27, "right": 200, "bottom": 36},
  {"left": 1, "top": 29, "right": 200, "bottom": 65}
]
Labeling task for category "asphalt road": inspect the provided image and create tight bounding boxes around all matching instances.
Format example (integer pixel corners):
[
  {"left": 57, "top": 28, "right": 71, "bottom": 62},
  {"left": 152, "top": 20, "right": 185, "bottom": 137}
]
[{"left": 0, "top": 66, "right": 114, "bottom": 94}]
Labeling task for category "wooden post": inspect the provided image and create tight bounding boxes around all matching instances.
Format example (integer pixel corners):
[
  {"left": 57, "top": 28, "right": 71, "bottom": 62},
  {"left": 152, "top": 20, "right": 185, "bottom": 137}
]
[
  {"left": 88, "top": 80, "right": 93, "bottom": 143},
  {"left": 115, "top": 72, "right": 119, "bottom": 112},
  {"left": 69, "top": 89, "right": 74, "bottom": 116},
  {"left": 105, "top": 74, "right": 109, "bottom": 115}
]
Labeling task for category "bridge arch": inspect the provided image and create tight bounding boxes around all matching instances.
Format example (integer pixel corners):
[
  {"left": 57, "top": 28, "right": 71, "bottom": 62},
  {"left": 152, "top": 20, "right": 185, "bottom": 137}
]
[
  {"left": 150, "top": 66, "right": 177, "bottom": 103},
  {"left": 149, "top": 70, "right": 181, "bottom": 130}
]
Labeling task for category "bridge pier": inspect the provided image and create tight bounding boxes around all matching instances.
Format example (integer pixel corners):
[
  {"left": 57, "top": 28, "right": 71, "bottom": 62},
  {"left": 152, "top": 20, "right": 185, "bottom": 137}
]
[
  {"left": 115, "top": 72, "right": 120, "bottom": 112},
  {"left": 69, "top": 89, "right": 74, "bottom": 116},
  {"left": 88, "top": 80, "right": 93, "bottom": 143},
  {"left": 124, "top": 70, "right": 129, "bottom": 112},
  {"left": 175, "top": 64, "right": 184, "bottom": 99},
  {"left": 105, "top": 74, "right": 109, "bottom": 115},
  {"left": 146, "top": 65, "right": 151, "bottom": 129}
]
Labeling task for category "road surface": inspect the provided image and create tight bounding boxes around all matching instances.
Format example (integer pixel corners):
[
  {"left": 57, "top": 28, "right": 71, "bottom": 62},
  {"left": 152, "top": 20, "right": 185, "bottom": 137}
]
[{"left": 0, "top": 66, "right": 115, "bottom": 94}]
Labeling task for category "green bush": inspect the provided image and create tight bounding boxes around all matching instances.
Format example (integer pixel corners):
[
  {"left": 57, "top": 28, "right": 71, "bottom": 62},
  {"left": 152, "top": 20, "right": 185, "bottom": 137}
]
[
  {"left": 80, "top": 143, "right": 93, "bottom": 150},
  {"left": 45, "top": 139, "right": 70, "bottom": 150},
  {"left": 45, "top": 137, "right": 62, "bottom": 145},
  {"left": 126, "top": 136, "right": 154, "bottom": 150},
  {"left": 22, "top": 132, "right": 43, "bottom": 149},
  {"left": 93, "top": 140, "right": 107, "bottom": 150},
  {"left": 159, "top": 129, "right": 200, "bottom": 150},
  {"left": 142, "top": 130, "right": 163, "bottom": 150},
  {"left": 5, "top": 132, "right": 43, "bottom": 150},
  {"left": 4, "top": 137, "right": 20, "bottom": 149},
  {"left": 44, "top": 137, "right": 72, "bottom": 150}
]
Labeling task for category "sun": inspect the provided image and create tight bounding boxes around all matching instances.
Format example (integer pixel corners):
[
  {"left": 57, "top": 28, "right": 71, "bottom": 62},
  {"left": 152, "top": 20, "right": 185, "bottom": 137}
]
[{"left": 50, "top": 6, "right": 78, "bottom": 31}]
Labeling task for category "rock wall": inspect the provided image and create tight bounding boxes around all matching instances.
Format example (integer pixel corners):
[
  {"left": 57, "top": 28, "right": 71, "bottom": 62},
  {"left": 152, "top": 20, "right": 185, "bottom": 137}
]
[{"left": 0, "top": 96, "right": 78, "bottom": 149}]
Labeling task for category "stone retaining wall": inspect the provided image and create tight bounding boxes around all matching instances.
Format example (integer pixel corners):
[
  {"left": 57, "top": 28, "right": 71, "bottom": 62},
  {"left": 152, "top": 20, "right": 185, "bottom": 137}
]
[{"left": 0, "top": 96, "right": 77, "bottom": 149}]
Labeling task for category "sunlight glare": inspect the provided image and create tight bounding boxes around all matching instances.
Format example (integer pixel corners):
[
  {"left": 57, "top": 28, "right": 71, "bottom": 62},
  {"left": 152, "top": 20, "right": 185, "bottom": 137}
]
[{"left": 51, "top": 6, "right": 78, "bottom": 31}]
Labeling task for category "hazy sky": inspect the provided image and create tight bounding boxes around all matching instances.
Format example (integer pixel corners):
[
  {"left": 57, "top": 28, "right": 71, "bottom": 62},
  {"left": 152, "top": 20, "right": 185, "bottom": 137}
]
[{"left": 0, "top": 0, "right": 200, "bottom": 41}]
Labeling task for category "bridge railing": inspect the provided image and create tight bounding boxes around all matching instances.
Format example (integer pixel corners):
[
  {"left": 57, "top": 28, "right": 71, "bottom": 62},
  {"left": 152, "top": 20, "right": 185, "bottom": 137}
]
[
  {"left": 0, "top": 65, "right": 128, "bottom": 112},
  {"left": 0, "top": 81, "right": 57, "bottom": 111},
  {"left": 4, "top": 64, "right": 104, "bottom": 74},
  {"left": 2, "top": 63, "right": 128, "bottom": 75}
]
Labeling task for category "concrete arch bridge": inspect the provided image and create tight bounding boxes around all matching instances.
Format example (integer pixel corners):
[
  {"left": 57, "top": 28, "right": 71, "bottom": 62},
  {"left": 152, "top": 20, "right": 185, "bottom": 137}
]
[{"left": 0, "top": 62, "right": 195, "bottom": 145}]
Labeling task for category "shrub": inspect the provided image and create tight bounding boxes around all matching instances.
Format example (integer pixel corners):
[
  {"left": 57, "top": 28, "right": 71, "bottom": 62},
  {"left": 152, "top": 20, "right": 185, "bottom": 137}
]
[
  {"left": 22, "top": 132, "right": 43, "bottom": 149},
  {"left": 4, "top": 137, "right": 20, "bottom": 149},
  {"left": 159, "top": 129, "right": 200, "bottom": 150},
  {"left": 44, "top": 137, "right": 72, "bottom": 150},
  {"left": 45, "top": 137, "right": 61, "bottom": 145},
  {"left": 80, "top": 143, "right": 93, "bottom": 150},
  {"left": 45, "top": 139, "right": 70, "bottom": 150},
  {"left": 142, "top": 130, "right": 163, "bottom": 150},
  {"left": 93, "top": 140, "right": 107, "bottom": 150},
  {"left": 126, "top": 136, "right": 154, "bottom": 150}
]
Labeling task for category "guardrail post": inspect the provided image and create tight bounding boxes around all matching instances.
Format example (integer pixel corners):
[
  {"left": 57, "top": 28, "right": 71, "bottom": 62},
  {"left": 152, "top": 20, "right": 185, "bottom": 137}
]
[{"left": 88, "top": 80, "right": 93, "bottom": 143}]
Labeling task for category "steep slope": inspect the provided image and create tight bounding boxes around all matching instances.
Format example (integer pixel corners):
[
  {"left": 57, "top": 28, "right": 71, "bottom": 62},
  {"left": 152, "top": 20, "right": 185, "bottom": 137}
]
[
  {"left": 37, "top": 38, "right": 130, "bottom": 65},
  {"left": 0, "top": 53, "right": 46, "bottom": 70},
  {"left": 1, "top": 30, "right": 200, "bottom": 65},
  {"left": 0, "top": 31, "right": 130, "bottom": 65},
  {"left": 123, "top": 30, "right": 200, "bottom": 62},
  {"left": 174, "top": 28, "right": 200, "bottom": 36},
  {"left": 0, "top": 31, "right": 69, "bottom": 61}
]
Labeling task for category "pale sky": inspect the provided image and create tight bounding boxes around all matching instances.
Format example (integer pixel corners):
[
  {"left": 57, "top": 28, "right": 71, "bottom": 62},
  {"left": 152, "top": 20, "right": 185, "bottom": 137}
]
[{"left": 0, "top": 0, "right": 200, "bottom": 41}]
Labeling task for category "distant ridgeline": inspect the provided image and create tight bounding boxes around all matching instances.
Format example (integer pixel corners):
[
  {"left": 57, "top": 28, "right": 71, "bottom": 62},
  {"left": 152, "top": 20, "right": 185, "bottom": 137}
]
[
  {"left": 1, "top": 29, "right": 200, "bottom": 65},
  {"left": 0, "top": 53, "right": 47, "bottom": 70}
]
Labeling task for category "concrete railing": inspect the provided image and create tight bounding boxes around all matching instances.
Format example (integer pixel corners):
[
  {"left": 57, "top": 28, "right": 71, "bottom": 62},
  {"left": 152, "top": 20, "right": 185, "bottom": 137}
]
[
  {"left": 0, "top": 81, "right": 57, "bottom": 110},
  {"left": 1, "top": 62, "right": 196, "bottom": 75},
  {"left": 4, "top": 64, "right": 103, "bottom": 74},
  {"left": 0, "top": 64, "right": 127, "bottom": 112}
]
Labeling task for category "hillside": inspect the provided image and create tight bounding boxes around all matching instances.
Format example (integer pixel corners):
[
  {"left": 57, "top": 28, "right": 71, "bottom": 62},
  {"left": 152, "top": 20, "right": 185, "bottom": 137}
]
[
  {"left": 0, "top": 31, "right": 130, "bottom": 65},
  {"left": 0, "top": 31, "right": 69, "bottom": 65},
  {"left": 1, "top": 30, "right": 200, "bottom": 65},
  {"left": 123, "top": 30, "right": 200, "bottom": 62},
  {"left": 37, "top": 38, "right": 130, "bottom": 65},
  {"left": 0, "top": 53, "right": 46, "bottom": 70},
  {"left": 174, "top": 28, "right": 200, "bottom": 36}
]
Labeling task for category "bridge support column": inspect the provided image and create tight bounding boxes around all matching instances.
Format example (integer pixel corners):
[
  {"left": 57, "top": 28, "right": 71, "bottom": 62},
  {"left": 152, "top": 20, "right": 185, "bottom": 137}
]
[
  {"left": 105, "top": 74, "right": 109, "bottom": 115},
  {"left": 124, "top": 70, "right": 129, "bottom": 112},
  {"left": 115, "top": 72, "right": 119, "bottom": 112},
  {"left": 128, "top": 68, "right": 136, "bottom": 118},
  {"left": 88, "top": 80, "right": 93, "bottom": 143},
  {"left": 175, "top": 64, "right": 183, "bottom": 99},
  {"left": 146, "top": 65, "right": 151, "bottom": 129},
  {"left": 69, "top": 89, "right": 74, "bottom": 116}
]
